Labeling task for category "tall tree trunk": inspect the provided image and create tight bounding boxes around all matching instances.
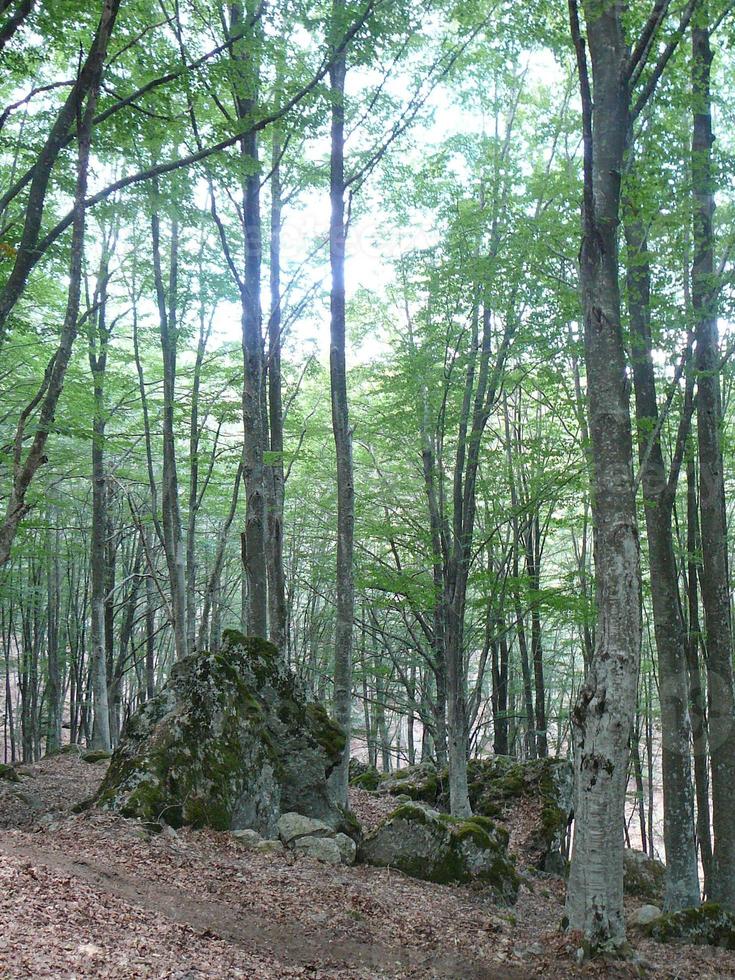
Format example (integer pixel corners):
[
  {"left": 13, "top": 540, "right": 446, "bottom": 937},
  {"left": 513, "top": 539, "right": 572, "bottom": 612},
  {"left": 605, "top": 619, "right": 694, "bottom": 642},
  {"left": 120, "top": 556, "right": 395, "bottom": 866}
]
[
  {"left": 565, "top": 0, "right": 641, "bottom": 949},
  {"left": 625, "top": 213, "right": 699, "bottom": 909},
  {"left": 230, "top": 0, "right": 268, "bottom": 638},
  {"left": 691, "top": 13, "right": 735, "bottom": 910},
  {"left": 152, "top": 212, "right": 188, "bottom": 661},
  {"left": 266, "top": 124, "right": 288, "bottom": 650},
  {"left": 327, "top": 0, "right": 355, "bottom": 807}
]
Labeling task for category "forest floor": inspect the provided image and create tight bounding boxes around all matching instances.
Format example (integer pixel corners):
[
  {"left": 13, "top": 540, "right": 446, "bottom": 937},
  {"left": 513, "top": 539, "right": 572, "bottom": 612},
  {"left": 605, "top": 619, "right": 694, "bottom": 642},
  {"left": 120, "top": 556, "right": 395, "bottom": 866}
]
[{"left": 0, "top": 755, "right": 733, "bottom": 979}]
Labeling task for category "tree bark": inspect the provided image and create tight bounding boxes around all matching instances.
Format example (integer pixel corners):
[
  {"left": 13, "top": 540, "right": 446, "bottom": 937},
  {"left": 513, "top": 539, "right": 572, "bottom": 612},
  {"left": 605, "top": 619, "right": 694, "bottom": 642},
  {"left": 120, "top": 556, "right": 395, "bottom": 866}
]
[
  {"left": 327, "top": 0, "right": 355, "bottom": 806},
  {"left": 565, "top": 0, "right": 641, "bottom": 950},
  {"left": 691, "top": 12, "right": 735, "bottom": 910},
  {"left": 624, "top": 213, "right": 699, "bottom": 909}
]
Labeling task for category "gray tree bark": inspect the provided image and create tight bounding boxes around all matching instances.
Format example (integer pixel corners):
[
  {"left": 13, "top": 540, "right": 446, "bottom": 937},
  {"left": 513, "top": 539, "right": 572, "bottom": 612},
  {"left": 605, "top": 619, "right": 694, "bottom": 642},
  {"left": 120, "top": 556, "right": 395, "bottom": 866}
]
[
  {"left": 691, "top": 12, "right": 735, "bottom": 911},
  {"left": 328, "top": 0, "right": 355, "bottom": 807},
  {"left": 624, "top": 211, "right": 699, "bottom": 910}
]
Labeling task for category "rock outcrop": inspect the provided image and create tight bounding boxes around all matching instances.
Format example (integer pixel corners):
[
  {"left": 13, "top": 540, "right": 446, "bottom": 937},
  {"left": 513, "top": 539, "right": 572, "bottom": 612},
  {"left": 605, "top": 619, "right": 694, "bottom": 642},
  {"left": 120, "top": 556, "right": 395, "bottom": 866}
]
[
  {"left": 359, "top": 802, "right": 519, "bottom": 902},
  {"left": 375, "top": 755, "right": 573, "bottom": 872},
  {"left": 95, "top": 631, "right": 354, "bottom": 838}
]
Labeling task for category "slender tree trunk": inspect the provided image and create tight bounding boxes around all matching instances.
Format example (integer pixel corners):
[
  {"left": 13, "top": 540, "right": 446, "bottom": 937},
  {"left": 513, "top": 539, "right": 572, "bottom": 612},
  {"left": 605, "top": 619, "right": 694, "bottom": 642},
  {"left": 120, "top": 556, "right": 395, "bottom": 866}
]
[
  {"left": 327, "top": 0, "right": 354, "bottom": 807},
  {"left": 685, "top": 453, "right": 713, "bottom": 894},
  {"left": 691, "top": 13, "right": 735, "bottom": 910},
  {"left": 266, "top": 124, "right": 288, "bottom": 650},
  {"left": 152, "top": 212, "right": 188, "bottom": 661},
  {"left": 625, "top": 213, "right": 699, "bottom": 909},
  {"left": 45, "top": 517, "right": 62, "bottom": 753},
  {"left": 230, "top": 0, "right": 268, "bottom": 638}
]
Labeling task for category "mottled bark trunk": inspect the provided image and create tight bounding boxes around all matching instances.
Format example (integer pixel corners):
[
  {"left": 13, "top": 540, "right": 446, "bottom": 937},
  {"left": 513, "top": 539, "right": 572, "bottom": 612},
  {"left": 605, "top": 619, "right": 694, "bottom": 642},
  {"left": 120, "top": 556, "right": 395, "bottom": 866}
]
[{"left": 566, "top": 0, "right": 641, "bottom": 949}]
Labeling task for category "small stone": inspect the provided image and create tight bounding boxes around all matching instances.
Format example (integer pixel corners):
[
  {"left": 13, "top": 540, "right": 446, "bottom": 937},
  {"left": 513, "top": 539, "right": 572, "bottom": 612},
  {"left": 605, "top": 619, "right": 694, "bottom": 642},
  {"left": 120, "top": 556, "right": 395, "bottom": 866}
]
[
  {"left": 333, "top": 832, "right": 357, "bottom": 865},
  {"left": 161, "top": 823, "right": 179, "bottom": 840},
  {"left": 232, "top": 828, "right": 263, "bottom": 849},
  {"left": 292, "top": 835, "right": 342, "bottom": 864},
  {"left": 277, "top": 811, "right": 333, "bottom": 844},
  {"left": 254, "top": 838, "right": 285, "bottom": 854},
  {"left": 628, "top": 905, "right": 662, "bottom": 928}
]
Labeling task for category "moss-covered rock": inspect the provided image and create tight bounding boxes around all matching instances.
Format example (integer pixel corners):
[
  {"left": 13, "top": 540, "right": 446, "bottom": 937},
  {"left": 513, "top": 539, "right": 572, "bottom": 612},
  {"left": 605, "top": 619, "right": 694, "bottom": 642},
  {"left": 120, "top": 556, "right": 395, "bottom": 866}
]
[
  {"left": 95, "top": 632, "right": 354, "bottom": 838},
  {"left": 378, "top": 761, "right": 443, "bottom": 802},
  {"left": 378, "top": 755, "right": 573, "bottom": 872},
  {"left": 644, "top": 903, "right": 735, "bottom": 948},
  {"left": 0, "top": 763, "right": 20, "bottom": 782},
  {"left": 82, "top": 749, "right": 112, "bottom": 764},
  {"left": 349, "top": 756, "right": 386, "bottom": 790},
  {"left": 358, "top": 802, "right": 519, "bottom": 903},
  {"left": 623, "top": 848, "right": 666, "bottom": 903}
]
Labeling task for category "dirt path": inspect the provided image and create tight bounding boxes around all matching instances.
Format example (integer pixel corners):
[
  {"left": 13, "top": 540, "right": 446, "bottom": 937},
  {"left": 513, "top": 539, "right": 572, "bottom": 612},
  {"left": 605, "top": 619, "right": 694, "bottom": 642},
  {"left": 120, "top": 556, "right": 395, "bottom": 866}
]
[
  {"left": 3, "top": 755, "right": 735, "bottom": 979},
  {"left": 0, "top": 835, "right": 522, "bottom": 979}
]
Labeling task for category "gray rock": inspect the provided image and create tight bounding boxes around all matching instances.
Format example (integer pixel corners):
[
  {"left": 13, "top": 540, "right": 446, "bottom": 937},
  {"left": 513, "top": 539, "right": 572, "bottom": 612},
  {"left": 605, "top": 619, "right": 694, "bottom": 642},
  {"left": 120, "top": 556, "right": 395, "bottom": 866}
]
[
  {"left": 624, "top": 849, "right": 666, "bottom": 902},
  {"left": 359, "top": 802, "right": 519, "bottom": 903},
  {"left": 0, "top": 763, "right": 20, "bottom": 782},
  {"left": 277, "top": 811, "right": 333, "bottom": 844},
  {"left": 293, "top": 835, "right": 342, "bottom": 864},
  {"left": 254, "top": 838, "right": 284, "bottom": 854},
  {"left": 628, "top": 904, "right": 663, "bottom": 928},
  {"left": 644, "top": 903, "right": 735, "bottom": 948},
  {"left": 378, "top": 756, "right": 573, "bottom": 873},
  {"left": 232, "top": 828, "right": 263, "bottom": 849},
  {"left": 95, "top": 631, "right": 352, "bottom": 838},
  {"left": 333, "top": 832, "right": 357, "bottom": 865}
]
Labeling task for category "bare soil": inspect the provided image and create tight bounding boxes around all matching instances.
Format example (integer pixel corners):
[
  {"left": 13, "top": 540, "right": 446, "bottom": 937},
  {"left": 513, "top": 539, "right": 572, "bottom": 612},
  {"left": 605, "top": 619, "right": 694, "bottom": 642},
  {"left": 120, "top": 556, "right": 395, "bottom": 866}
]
[{"left": 0, "top": 754, "right": 733, "bottom": 979}]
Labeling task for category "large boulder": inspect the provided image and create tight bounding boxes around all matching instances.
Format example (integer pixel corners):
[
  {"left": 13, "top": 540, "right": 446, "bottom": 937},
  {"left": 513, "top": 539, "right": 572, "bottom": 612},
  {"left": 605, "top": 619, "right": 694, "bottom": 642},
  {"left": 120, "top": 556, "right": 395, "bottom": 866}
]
[
  {"left": 377, "top": 755, "right": 573, "bottom": 872},
  {"left": 644, "top": 903, "right": 735, "bottom": 949},
  {"left": 359, "top": 802, "right": 519, "bottom": 903},
  {"left": 623, "top": 848, "right": 666, "bottom": 903},
  {"left": 95, "top": 631, "right": 353, "bottom": 837}
]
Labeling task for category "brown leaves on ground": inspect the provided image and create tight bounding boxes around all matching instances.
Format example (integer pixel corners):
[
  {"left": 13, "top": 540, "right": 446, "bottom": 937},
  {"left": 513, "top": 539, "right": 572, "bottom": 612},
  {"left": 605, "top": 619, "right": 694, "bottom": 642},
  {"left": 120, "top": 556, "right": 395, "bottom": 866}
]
[{"left": 0, "top": 755, "right": 733, "bottom": 979}]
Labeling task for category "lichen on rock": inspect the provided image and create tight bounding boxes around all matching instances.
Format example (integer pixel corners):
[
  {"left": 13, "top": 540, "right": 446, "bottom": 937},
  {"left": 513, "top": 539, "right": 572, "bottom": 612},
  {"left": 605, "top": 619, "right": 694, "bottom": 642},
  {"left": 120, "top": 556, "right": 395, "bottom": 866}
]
[
  {"left": 95, "top": 631, "right": 354, "bottom": 838},
  {"left": 358, "top": 802, "right": 519, "bottom": 902}
]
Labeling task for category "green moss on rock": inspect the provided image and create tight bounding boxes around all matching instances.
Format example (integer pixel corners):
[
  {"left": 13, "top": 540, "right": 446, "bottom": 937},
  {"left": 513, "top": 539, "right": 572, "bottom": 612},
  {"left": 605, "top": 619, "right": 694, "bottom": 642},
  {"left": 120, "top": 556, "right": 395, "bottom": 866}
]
[
  {"left": 359, "top": 802, "right": 519, "bottom": 902},
  {"left": 378, "top": 755, "right": 572, "bottom": 872},
  {"left": 95, "top": 631, "right": 349, "bottom": 837},
  {"left": 645, "top": 903, "right": 735, "bottom": 949},
  {"left": 0, "top": 763, "right": 20, "bottom": 782}
]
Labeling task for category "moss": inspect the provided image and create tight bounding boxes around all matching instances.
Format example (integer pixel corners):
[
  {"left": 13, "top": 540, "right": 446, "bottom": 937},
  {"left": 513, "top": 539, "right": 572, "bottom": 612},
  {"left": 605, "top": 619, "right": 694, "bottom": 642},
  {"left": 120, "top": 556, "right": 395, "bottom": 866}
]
[
  {"left": 351, "top": 768, "right": 382, "bottom": 791},
  {"left": 645, "top": 903, "right": 735, "bottom": 949},
  {"left": 337, "top": 804, "right": 363, "bottom": 842},
  {"left": 0, "top": 763, "right": 20, "bottom": 782},
  {"left": 391, "top": 802, "right": 430, "bottom": 825},
  {"left": 304, "top": 702, "right": 346, "bottom": 761},
  {"left": 82, "top": 749, "right": 112, "bottom": 764}
]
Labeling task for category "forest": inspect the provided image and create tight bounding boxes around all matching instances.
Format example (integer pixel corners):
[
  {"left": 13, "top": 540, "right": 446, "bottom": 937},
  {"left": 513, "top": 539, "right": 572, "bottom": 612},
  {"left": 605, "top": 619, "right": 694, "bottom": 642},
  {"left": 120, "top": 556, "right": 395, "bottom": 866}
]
[{"left": 2, "top": 0, "right": 735, "bottom": 976}]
